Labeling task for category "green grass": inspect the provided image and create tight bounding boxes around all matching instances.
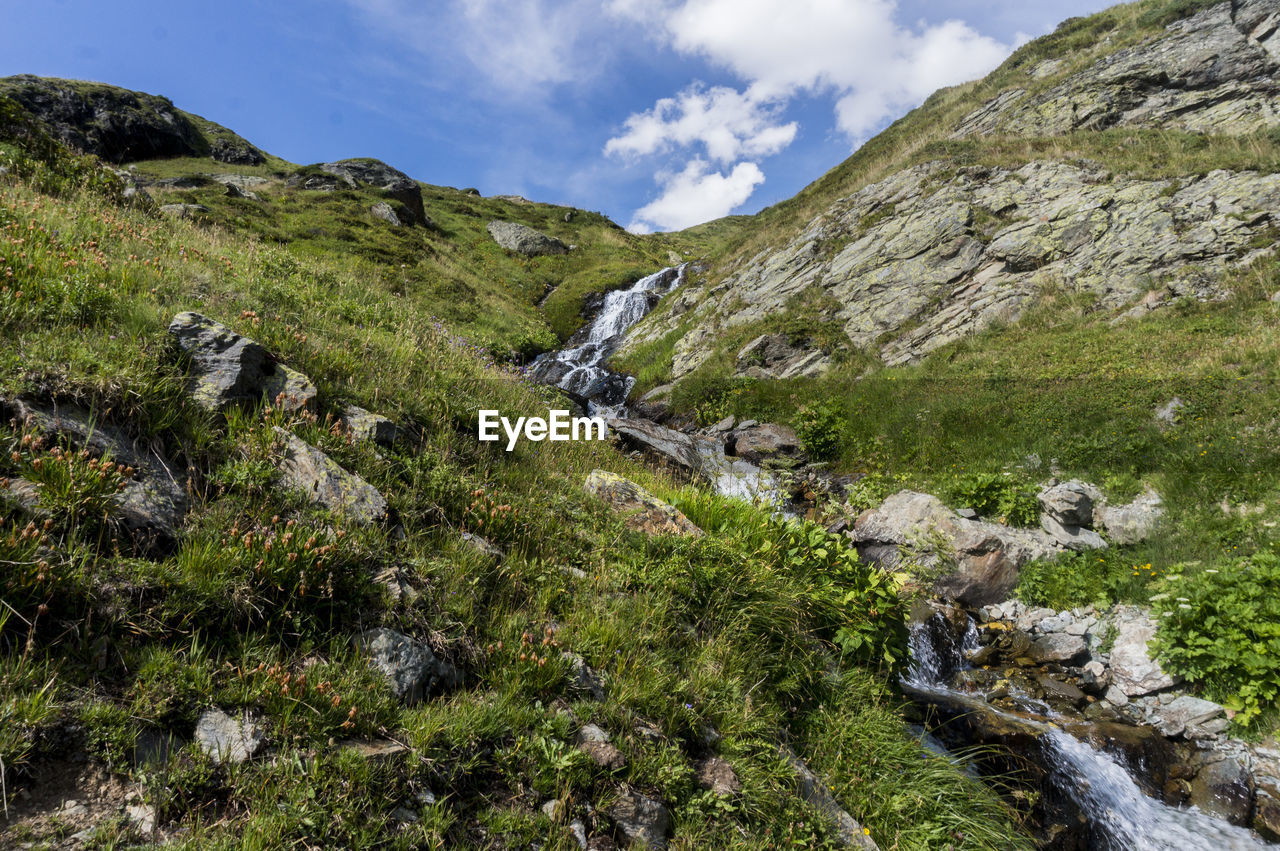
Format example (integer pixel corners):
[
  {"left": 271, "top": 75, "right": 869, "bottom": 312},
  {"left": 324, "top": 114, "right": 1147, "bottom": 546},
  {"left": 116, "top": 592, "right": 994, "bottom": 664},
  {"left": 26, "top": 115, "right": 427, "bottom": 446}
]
[{"left": 0, "top": 110, "right": 1029, "bottom": 848}]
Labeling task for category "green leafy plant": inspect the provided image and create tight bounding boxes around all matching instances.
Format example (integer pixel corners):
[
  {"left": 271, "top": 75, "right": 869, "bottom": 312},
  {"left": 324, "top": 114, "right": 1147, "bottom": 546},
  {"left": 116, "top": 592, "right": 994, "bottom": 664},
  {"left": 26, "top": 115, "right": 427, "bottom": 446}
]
[
  {"left": 942, "top": 471, "right": 1040, "bottom": 527},
  {"left": 794, "top": 402, "right": 843, "bottom": 461},
  {"left": 1151, "top": 553, "right": 1280, "bottom": 727}
]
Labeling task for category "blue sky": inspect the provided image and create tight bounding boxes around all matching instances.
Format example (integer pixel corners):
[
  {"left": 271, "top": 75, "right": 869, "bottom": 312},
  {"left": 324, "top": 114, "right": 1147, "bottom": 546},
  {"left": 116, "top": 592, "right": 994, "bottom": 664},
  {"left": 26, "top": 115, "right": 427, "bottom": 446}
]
[{"left": 1, "top": 0, "right": 1113, "bottom": 232}]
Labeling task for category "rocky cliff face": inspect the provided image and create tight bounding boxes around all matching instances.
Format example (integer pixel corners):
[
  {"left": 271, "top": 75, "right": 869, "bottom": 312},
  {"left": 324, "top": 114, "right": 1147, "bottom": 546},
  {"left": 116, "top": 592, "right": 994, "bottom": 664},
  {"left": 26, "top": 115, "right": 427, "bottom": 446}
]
[
  {"left": 0, "top": 75, "right": 264, "bottom": 164},
  {"left": 624, "top": 0, "right": 1280, "bottom": 378}
]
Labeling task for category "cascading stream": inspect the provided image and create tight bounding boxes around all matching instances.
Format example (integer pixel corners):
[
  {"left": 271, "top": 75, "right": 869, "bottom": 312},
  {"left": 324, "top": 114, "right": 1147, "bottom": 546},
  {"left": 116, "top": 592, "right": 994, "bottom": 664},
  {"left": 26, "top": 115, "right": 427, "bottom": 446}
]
[
  {"left": 529, "top": 265, "right": 685, "bottom": 417},
  {"left": 904, "top": 617, "right": 1273, "bottom": 849}
]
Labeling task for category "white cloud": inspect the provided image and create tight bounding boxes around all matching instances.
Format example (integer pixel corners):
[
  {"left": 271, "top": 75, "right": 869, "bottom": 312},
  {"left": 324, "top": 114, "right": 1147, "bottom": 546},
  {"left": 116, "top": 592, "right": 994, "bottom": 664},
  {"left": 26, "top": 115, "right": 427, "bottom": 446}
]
[
  {"left": 345, "top": 0, "right": 606, "bottom": 95},
  {"left": 630, "top": 159, "right": 765, "bottom": 232},
  {"left": 604, "top": 84, "right": 796, "bottom": 165}
]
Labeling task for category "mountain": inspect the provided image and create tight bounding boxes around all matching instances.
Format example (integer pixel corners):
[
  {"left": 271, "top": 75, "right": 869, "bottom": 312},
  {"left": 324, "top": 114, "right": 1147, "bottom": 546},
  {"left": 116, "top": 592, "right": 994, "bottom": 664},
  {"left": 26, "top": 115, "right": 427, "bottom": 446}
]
[{"left": 2, "top": 0, "right": 1280, "bottom": 848}]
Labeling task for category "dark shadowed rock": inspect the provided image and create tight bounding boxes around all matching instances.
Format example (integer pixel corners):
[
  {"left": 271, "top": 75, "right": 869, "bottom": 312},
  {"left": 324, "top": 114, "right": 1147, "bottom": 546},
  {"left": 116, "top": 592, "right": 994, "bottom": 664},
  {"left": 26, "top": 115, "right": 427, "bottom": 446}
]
[
  {"left": 486, "top": 221, "right": 569, "bottom": 256},
  {"left": 607, "top": 786, "right": 671, "bottom": 849},
  {"left": 584, "top": 470, "right": 702, "bottom": 537},
  {"left": 274, "top": 428, "right": 389, "bottom": 525},
  {"left": 1188, "top": 754, "right": 1255, "bottom": 825},
  {"left": 168, "top": 312, "right": 317, "bottom": 413},
  {"left": 734, "top": 334, "right": 831, "bottom": 380},
  {"left": 355, "top": 628, "right": 459, "bottom": 704},
  {"left": 318, "top": 158, "right": 427, "bottom": 225}
]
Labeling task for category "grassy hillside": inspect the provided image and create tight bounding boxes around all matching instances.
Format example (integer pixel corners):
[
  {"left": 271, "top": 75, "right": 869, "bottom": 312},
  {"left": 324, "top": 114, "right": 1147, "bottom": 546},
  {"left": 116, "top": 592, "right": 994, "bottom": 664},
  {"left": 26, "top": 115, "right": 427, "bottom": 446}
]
[{"left": 0, "top": 92, "right": 1030, "bottom": 848}]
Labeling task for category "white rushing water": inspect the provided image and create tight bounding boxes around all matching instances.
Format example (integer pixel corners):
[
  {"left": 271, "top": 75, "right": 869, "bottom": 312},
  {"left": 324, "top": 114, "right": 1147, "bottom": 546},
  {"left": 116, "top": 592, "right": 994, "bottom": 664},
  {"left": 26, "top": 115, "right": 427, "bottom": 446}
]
[
  {"left": 529, "top": 265, "right": 685, "bottom": 416},
  {"left": 904, "top": 616, "right": 1273, "bottom": 850}
]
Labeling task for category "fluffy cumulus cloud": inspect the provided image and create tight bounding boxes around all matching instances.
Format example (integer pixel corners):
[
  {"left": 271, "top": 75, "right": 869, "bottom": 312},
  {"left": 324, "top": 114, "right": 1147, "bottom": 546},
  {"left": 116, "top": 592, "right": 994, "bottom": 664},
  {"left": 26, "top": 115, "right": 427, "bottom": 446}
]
[
  {"left": 629, "top": 159, "right": 765, "bottom": 233},
  {"left": 607, "top": 0, "right": 1015, "bottom": 230},
  {"left": 604, "top": 84, "right": 796, "bottom": 165}
]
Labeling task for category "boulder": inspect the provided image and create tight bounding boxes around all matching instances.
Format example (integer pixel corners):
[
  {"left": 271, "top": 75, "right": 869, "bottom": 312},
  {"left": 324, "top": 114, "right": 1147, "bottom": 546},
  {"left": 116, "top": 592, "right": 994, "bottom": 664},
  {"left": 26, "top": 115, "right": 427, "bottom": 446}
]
[
  {"left": 606, "top": 418, "right": 704, "bottom": 474},
  {"left": 168, "top": 312, "right": 317, "bottom": 413},
  {"left": 1109, "top": 606, "right": 1179, "bottom": 696},
  {"left": 584, "top": 470, "right": 702, "bottom": 537},
  {"left": 562, "top": 652, "right": 606, "bottom": 701},
  {"left": 852, "top": 490, "right": 1060, "bottom": 607},
  {"left": 695, "top": 756, "right": 741, "bottom": 796},
  {"left": 1150, "top": 695, "right": 1225, "bottom": 738},
  {"left": 577, "top": 724, "right": 626, "bottom": 771},
  {"left": 1188, "top": 754, "right": 1254, "bottom": 826},
  {"left": 727, "top": 423, "right": 801, "bottom": 464},
  {"left": 194, "top": 708, "right": 264, "bottom": 765},
  {"left": 1098, "top": 487, "right": 1164, "bottom": 545},
  {"left": 317, "top": 158, "right": 427, "bottom": 225},
  {"left": 1, "top": 400, "right": 187, "bottom": 554},
  {"left": 274, "top": 428, "right": 389, "bottom": 524},
  {"left": 1038, "top": 480, "right": 1099, "bottom": 527},
  {"left": 355, "top": 628, "right": 459, "bottom": 704},
  {"left": 1039, "top": 514, "right": 1107, "bottom": 551},
  {"left": 733, "top": 334, "right": 831, "bottom": 380},
  {"left": 339, "top": 405, "right": 397, "bottom": 447},
  {"left": 486, "top": 221, "right": 568, "bottom": 256},
  {"left": 370, "top": 201, "right": 401, "bottom": 226},
  {"left": 607, "top": 787, "right": 671, "bottom": 849},
  {"left": 1029, "top": 633, "right": 1087, "bottom": 664}
]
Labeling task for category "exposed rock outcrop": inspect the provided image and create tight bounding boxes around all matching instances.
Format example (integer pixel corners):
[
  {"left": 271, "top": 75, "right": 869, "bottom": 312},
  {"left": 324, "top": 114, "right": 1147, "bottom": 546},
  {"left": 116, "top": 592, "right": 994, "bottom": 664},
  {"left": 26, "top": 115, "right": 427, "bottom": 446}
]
[
  {"left": 852, "top": 490, "right": 1060, "bottom": 606},
  {"left": 733, "top": 334, "right": 831, "bottom": 380},
  {"left": 274, "top": 428, "right": 389, "bottom": 525},
  {"left": 486, "top": 221, "right": 569, "bottom": 256},
  {"left": 289, "top": 158, "right": 428, "bottom": 225},
  {"left": 584, "top": 470, "right": 702, "bottom": 537},
  {"left": 168, "top": 312, "right": 317, "bottom": 413},
  {"left": 355, "top": 628, "right": 459, "bottom": 704}
]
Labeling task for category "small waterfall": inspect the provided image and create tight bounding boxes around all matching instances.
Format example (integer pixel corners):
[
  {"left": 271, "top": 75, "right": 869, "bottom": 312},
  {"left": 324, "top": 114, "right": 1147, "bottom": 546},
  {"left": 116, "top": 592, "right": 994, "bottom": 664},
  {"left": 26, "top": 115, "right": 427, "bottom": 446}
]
[
  {"left": 904, "top": 617, "right": 1274, "bottom": 849},
  {"left": 1043, "top": 728, "right": 1268, "bottom": 850},
  {"left": 529, "top": 265, "right": 685, "bottom": 416}
]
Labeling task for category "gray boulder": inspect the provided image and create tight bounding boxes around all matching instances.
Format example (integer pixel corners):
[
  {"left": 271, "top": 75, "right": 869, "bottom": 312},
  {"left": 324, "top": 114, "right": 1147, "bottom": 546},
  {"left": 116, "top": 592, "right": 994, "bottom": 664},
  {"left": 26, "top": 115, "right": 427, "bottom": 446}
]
[
  {"left": 1151, "top": 695, "right": 1226, "bottom": 738},
  {"left": 274, "top": 428, "right": 389, "bottom": 525},
  {"left": 370, "top": 201, "right": 402, "bottom": 226},
  {"left": 318, "top": 158, "right": 427, "bottom": 225},
  {"left": 1040, "top": 513, "right": 1107, "bottom": 552},
  {"left": 1098, "top": 487, "right": 1164, "bottom": 545},
  {"left": 605, "top": 418, "right": 704, "bottom": 474},
  {"left": 195, "top": 708, "right": 264, "bottom": 764},
  {"left": 339, "top": 405, "right": 397, "bottom": 447},
  {"left": 1029, "top": 633, "right": 1088, "bottom": 664},
  {"left": 852, "top": 490, "right": 1060, "bottom": 607},
  {"left": 168, "top": 312, "right": 317, "bottom": 413},
  {"left": 728, "top": 423, "right": 802, "bottom": 464},
  {"left": 356, "top": 628, "right": 459, "bottom": 704},
  {"left": 1109, "top": 606, "right": 1179, "bottom": 696},
  {"left": 607, "top": 786, "right": 671, "bottom": 849},
  {"left": 486, "top": 221, "right": 569, "bottom": 256},
  {"left": 1038, "top": 480, "right": 1099, "bottom": 527}
]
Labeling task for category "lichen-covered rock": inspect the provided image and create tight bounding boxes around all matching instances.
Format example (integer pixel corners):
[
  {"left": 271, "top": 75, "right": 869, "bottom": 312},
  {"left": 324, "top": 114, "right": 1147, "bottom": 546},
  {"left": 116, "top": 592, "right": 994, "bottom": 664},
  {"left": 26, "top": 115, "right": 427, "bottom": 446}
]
[
  {"left": 355, "top": 628, "right": 459, "bottom": 704},
  {"left": 1109, "top": 606, "right": 1180, "bottom": 696},
  {"left": 339, "top": 405, "right": 397, "bottom": 447},
  {"left": 1098, "top": 487, "right": 1164, "bottom": 545},
  {"left": 852, "top": 490, "right": 1060, "bottom": 607},
  {"left": 952, "top": 1, "right": 1280, "bottom": 139},
  {"left": 274, "top": 428, "right": 389, "bottom": 524},
  {"left": 486, "top": 221, "right": 568, "bottom": 256},
  {"left": 733, "top": 334, "right": 831, "bottom": 380},
  {"left": 606, "top": 786, "right": 671, "bottom": 849},
  {"left": 168, "top": 312, "right": 317, "bottom": 413},
  {"left": 195, "top": 708, "right": 264, "bottom": 764},
  {"left": 370, "top": 201, "right": 401, "bottom": 226},
  {"left": 584, "top": 470, "right": 702, "bottom": 537},
  {"left": 1, "top": 399, "right": 187, "bottom": 554}
]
